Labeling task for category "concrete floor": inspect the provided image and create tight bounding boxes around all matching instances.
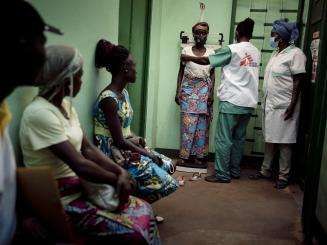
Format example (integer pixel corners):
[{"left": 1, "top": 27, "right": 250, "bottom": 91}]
[{"left": 153, "top": 163, "right": 303, "bottom": 245}]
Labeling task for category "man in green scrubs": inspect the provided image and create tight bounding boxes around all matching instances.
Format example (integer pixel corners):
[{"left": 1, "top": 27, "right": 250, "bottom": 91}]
[{"left": 181, "top": 18, "right": 260, "bottom": 183}]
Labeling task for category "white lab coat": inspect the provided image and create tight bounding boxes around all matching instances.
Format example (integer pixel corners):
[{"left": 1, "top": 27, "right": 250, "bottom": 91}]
[
  {"left": 219, "top": 42, "right": 260, "bottom": 108},
  {"left": 263, "top": 45, "right": 306, "bottom": 144}
]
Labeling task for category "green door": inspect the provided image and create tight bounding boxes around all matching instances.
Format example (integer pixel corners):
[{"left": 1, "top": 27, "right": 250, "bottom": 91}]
[
  {"left": 301, "top": 0, "right": 327, "bottom": 241},
  {"left": 118, "top": 0, "right": 151, "bottom": 137}
]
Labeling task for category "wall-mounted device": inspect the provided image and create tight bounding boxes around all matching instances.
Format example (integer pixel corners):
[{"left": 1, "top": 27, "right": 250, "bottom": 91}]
[{"left": 179, "top": 31, "right": 225, "bottom": 50}]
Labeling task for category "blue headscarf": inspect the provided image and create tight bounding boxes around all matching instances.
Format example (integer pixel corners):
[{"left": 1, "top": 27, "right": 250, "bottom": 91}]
[{"left": 272, "top": 19, "right": 299, "bottom": 43}]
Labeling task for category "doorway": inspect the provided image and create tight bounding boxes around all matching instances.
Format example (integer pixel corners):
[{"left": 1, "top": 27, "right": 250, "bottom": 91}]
[{"left": 118, "top": 0, "right": 152, "bottom": 137}]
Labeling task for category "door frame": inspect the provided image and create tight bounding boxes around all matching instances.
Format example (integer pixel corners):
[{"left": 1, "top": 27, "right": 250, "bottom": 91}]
[
  {"left": 118, "top": 0, "right": 152, "bottom": 137},
  {"left": 301, "top": 0, "right": 327, "bottom": 241}
]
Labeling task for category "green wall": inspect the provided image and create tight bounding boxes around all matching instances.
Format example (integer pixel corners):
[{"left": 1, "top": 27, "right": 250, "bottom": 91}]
[
  {"left": 7, "top": 0, "right": 120, "bottom": 160},
  {"left": 145, "top": 0, "right": 233, "bottom": 151}
]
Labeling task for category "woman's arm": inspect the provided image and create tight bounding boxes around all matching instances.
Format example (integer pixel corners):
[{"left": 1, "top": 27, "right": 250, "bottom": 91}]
[
  {"left": 49, "top": 141, "right": 118, "bottom": 186},
  {"left": 284, "top": 73, "right": 305, "bottom": 120},
  {"left": 175, "top": 61, "right": 185, "bottom": 105},
  {"left": 208, "top": 68, "right": 215, "bottom": 106},
  {"left": 81, "top": 134, "right": 125, "bottom": 175},
  {"left": 100, "top": 97, "right": 160, "bottom": 162}
]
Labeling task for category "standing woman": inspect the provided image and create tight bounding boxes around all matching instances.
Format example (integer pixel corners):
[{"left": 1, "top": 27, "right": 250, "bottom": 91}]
[
  {"left": 175, "top": 22, "right": 215, "bottom": 168},
  {"left": 182, "top": 18, "right": 260, "bottom": 183},
  {"left": 250, "top": 20, "right": 306, "bottom": 189},
  {"left": 93, "top": 40, "right": 178, "bottom": 204}
]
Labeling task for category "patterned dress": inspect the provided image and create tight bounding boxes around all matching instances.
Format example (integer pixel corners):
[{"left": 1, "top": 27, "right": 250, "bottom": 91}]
[
  {"left": 58, "top": 177, "right": 160, "bottom": 244},
  {"left": 93, "top": 89, "right": 178, "bottom": 203}
]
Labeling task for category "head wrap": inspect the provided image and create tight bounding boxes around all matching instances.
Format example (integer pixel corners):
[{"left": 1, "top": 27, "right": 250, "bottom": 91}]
[
  {"left": 272, "top": 19, "right": 299, "bottom": 43},
  {"left": 38, "top": 45, "right": 83, "bottom": 123},
  {"left": 38, "top": 45, "right": 83, "bottom": 99}
]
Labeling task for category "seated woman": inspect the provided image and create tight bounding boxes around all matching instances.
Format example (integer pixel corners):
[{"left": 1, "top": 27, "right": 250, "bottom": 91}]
[
  {"left": 20, "top": 44, "right": 160, "bottom": 245},
  {"left": 93, "top": 39, "right": 178, "bottom": 204}
]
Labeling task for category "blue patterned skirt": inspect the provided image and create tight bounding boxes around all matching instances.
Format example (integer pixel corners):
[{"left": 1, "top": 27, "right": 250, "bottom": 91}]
[{"left": 95, "top": 135, "right": 179, "bottom": 203}]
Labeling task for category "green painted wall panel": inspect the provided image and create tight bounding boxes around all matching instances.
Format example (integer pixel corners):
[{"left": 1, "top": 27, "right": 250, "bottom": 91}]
[
  {"left": 145, "top": 0, "right": 233, "bottom": 151},
  {"left": 144, "top": 0, "right": 163, "bottom": 147}
]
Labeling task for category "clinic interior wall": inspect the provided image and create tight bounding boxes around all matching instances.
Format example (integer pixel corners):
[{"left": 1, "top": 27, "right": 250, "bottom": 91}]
[
  {"left": 7, "top": 0, "right": 120, "bottom": 159},
  {"left": 145, "top": 0, "right": 233, "bottom": 151}
]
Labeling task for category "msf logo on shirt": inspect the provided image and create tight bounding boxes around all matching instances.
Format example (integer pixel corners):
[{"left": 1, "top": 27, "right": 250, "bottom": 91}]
[{"left": 240, "top": 53, "right": 258, "bottom": 67}]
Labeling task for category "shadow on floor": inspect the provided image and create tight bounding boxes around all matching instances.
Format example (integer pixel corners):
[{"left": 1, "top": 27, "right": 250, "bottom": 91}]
[{"left": 153, "top": 163, "right": 303, "bottom": 245}]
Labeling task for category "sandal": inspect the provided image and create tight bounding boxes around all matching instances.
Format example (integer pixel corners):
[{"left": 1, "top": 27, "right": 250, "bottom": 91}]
[
  {"left": 155, "top": 215, "right": 165, "bottom": 224},
  {"left": 189, "top": 173, "right": 202, "bottom": 181},
  {"left": 177, "top": 176, "right": 185, "bottom": 186},
  {"left": 167, "top": 160, "right": 177, "bottom": 175}
]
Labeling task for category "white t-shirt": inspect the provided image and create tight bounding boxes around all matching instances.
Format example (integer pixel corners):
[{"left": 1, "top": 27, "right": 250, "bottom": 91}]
[
  {"left": 219, "top": 42, "right": 260, "bottom": 108},
  {"left": 182, "top": 46, "right": 214, "bottom": 79},
  {"left": 0, "top": 128, "right": 16, "bottom": 245},
  {"left": 20, "top": 97, "right": 83, "bottom": 179}
]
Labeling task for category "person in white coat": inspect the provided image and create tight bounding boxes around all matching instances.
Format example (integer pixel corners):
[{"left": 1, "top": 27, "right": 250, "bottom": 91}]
[{"left": 249, "top": 19, "right": 307, "bottom": 189}]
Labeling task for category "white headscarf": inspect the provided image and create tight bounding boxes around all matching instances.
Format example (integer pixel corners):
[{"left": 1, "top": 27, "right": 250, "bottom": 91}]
[{"left": 38, "top": 45, "right": 83, "bottom": 122}]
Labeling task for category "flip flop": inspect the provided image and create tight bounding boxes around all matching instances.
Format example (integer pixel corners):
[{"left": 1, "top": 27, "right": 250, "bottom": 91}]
[
  {"left": 177, "top": 176, "right": 185, "bottom": 186},
  {"left": 189, "top": 173, "right": 202, "bottom": 181},
  {"left": 155, "top": 215, "right": 165, "bottom": 224}
]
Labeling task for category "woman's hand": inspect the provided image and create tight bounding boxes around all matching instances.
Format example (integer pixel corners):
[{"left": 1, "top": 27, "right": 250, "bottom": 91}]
[
  {"left": 149, "top": 153, "right": 163, "bottom": 166},
  {"left": 208, "top": 93, "right": 214, "bottom": 107},
  {"left": 116, "top": 170, "right": 132, "bottom": 205},
  {"left": 175, "top": 91, "right": 181, "bottom": 105},
  {"left": 139, "top": 137, "right": 146, "bottom": 148},
  {"left": 284, "top": 104, "right": 295, "bottom": 120}
]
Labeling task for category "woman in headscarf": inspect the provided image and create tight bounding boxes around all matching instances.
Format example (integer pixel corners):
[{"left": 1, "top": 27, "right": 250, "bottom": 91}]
[
  {"left": 20, "top": 44, "right": 160, "bottom": 244},
  {"left": 249, "top": 19, "right": 307, "bottom": 189},
  {"left": 93, "top": 40, "right": 178, "bottom": 206}
]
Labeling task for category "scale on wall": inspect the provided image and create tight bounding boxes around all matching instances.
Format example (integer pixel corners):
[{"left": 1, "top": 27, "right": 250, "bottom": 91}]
[{"left": 179, "top": 31, "right": 224, "bottom": 50}]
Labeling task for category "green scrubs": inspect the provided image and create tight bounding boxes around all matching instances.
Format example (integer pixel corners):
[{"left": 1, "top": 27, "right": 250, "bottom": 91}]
[{"left": 209, "top": 47, "right": 254, "bottom": 181}]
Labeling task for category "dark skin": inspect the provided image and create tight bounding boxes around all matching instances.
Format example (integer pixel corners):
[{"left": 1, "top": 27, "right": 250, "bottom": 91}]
[
  {"left": 1, "top": 34, "right": 46, "bottom": 103},
  {"left": 176, "top": 24, "right": 215, "bottom": 106},
  {"left": 271, "top": 32, "right": 305, "bottom": 121},
  {"left": 42, "top": 68, "right": 132, "bottom": 205},
  {"left": 98, "top": 55, "right": 163, "bottom": 164}
]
